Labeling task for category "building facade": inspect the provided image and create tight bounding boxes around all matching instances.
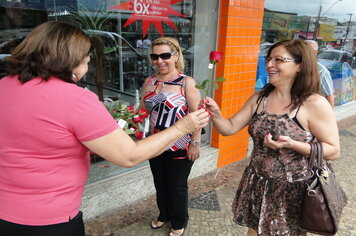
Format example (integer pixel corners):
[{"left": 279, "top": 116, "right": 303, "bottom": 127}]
[{"left": 1, "top": 0, "right": 355, "bottom": 219}]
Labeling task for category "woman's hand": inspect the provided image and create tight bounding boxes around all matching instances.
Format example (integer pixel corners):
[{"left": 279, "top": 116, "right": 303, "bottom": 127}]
[
  {"left": 187, "top": 144, "right": 200, "bottom": 161},
  {"left": 200, "top": 97, "right": 222, "bottom": 118},
  {"left": 174, "top": 109, "right": 210, "bottom": 135},
  {"left": 264, "top": 134, "right": 293, "bottom": 150}
]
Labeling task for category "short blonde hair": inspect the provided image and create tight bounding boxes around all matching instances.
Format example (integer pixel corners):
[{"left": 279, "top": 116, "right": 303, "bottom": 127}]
[{"left": 150, "top": 37, "right": 184, "bottom": 73}]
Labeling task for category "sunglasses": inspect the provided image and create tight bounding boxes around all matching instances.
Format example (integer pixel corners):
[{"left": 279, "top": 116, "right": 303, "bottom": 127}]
[{"left": 150, "top": 52, "right": 176, "bottom": 61}]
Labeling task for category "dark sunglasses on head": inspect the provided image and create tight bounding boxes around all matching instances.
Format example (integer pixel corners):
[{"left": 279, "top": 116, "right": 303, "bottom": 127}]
[{"left": 150, "top": 52, "right": 176, "bottom": 60}]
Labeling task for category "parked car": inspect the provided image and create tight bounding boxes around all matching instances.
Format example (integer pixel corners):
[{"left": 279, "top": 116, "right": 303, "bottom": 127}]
[
  {"left": 0, "top": 29, "right": 32, "bottom": 78},
  {"left": 319, "top": 45, "right": 334, "bottom": 52},
  {"left": 318, "top": 50, "right": 353, "bottom": 66}
]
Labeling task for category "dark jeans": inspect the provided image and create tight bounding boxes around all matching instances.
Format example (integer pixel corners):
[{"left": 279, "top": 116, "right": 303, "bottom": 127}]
[
  {"left": 149, "top": 149, "right": 193, "bottom": 229},
  {"left": 0, "top": 211, "right": 85, "bottom": 236}
]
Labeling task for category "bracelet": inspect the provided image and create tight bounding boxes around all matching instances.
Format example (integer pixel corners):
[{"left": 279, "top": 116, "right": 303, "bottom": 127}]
[{"left": 191, "top": 140, "right": 201, "bottom": 146}]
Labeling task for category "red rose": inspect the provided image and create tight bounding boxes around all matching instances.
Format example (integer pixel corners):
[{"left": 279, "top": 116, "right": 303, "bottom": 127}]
[
  {"left": 210, "top": 51, "right": 223, "bottom": 63},
  {"left": 129, "top": 124, "right": 137, "bottom": 129},
  {"left": 135, "top": 131, "right": 144, "bottom": 140},
  {"left": 126, "top": 105, "right": 134, "bottom": 113},
  {"left": 137, "top": 109, "right": 149, "bottom": 118},
  {"left": 134, "top": 116, "right": 144, "bottom": 123}
]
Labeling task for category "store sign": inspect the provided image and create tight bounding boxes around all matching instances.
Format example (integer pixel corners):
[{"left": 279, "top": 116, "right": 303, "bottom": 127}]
[
  {"left": 263, "top": 12, "right": 291, "bottom": 30},
  {"left": 333, "top": 28, "right": 346, "bottom": 39},
  {"left": 109, "top": 0, "right": 184, "bottom": 37},
  {"left": 319, "top": 24, "right": 335, "bottom": 42}
]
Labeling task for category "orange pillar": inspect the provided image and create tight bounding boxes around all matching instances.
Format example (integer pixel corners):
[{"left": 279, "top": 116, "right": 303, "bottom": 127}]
[{"left": 212, "top": 0, "right": 265, "bottom": 168}]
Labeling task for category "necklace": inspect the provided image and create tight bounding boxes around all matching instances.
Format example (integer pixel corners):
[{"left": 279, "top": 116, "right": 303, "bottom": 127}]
[
  {"left": 156, "top": 72, "right": 180, "bottom": 83},
  {"left": 159, "top": 81, "right": 165, "bottom": 88}
]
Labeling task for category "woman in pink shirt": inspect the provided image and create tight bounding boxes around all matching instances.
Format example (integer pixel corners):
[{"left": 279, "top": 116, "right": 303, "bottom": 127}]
[{"left": 0, "top": 21, "right": 209, "bottom": 236}]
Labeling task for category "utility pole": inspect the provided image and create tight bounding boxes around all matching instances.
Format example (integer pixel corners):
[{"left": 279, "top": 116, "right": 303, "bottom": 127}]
[
  {"left": 306, "top": 16, "right": 311, "bottom": 38},
  {"left": 53, "top": 0, "right": 58, "bottom": 21},
  {"left": 313, "top": 5, "right": 322, "bottom": 40},
  {"left": 343, "top": 13, "right": 353, "bottom": 49}
]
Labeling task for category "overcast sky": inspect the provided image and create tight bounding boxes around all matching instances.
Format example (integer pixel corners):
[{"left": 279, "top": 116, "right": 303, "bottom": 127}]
[{"left": 265, "top": 0, "right": 356, "bottom": 22}]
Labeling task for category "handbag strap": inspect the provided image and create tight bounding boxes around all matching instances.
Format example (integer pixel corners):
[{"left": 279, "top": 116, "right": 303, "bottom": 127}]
[
  {"left": 308, "top": 142, "right": 323, "bottom": 170},
  {"left": 316, "top": 142, "right": 323, "bottom": 168},
  {"left": 308, "top": 142, "right": 317, "bottom": 170}
]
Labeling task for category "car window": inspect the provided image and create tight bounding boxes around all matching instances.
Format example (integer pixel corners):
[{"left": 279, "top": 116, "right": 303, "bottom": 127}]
[
  {"left": 340, "top": 53, "right": 349, "bottom": 63},
  {"left": 318, "top": 51, "right": 340, "bottom": 61}
]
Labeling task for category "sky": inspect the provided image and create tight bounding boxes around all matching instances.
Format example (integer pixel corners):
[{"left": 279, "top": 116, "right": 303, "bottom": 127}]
[{"left": 265, "top": 0, "right": 356, "bottom": 22}]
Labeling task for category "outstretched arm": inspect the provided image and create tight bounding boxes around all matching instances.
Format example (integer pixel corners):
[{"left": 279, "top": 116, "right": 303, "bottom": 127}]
[
  {"left": 203, "top": 94, "right": 258, "bottom": 136},
  {"left": 82, "top": 109, "right": 210, "bottom": 167}
]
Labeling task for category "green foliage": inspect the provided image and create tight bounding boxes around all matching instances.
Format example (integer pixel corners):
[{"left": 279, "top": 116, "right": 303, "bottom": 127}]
[
  {"left": 195, "top": 75, "right": 226, "bottom": 97},
  {"left": 103, "top": 46, "right": 119, "bottom": 54},
  {"left": 71, "top": 4, "right": 112, "bottom": 31}
]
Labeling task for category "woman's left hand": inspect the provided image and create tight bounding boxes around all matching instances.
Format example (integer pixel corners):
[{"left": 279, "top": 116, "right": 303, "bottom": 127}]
[
  {"left": 187, "top": 144, "right": 200, "bottom": 161},
  {"left": 264, "top": 133, "right": 293, "bottom": 150}
]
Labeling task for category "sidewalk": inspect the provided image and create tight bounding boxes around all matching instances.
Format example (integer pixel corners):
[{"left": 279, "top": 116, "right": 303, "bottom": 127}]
[{"left": 85, "top": 102, "right": 356, "bottom": 236}]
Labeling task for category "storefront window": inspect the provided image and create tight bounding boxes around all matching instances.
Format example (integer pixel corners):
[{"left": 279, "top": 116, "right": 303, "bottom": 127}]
[{"left": 0, "top": 0, "right": 219, "bottom": 183}]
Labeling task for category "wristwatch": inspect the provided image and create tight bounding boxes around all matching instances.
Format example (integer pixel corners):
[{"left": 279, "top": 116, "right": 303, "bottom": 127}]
[{"left": 191, "top": 140, "right": 201, "bottom": 146}]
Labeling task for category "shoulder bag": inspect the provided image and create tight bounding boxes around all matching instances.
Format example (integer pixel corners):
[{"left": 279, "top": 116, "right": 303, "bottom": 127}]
[{"left": 299, "top": 142, "right": 347, "bottom": 235}]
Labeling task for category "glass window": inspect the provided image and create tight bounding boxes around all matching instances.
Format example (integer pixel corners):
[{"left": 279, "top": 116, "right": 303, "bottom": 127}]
[{"left": 0, "top": 0, "right": 219, "bottom": 183}]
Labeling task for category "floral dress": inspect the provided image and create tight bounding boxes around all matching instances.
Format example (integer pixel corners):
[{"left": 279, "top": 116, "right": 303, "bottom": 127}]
[{"left": 232, "top": 96, "right": 314, "bottom": 236}]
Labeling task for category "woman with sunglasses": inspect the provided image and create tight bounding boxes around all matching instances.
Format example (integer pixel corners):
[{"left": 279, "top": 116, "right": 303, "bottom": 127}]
[
  {"left": 203, "top": 39, "right": 340, "bottom": 235},
  {"left": 0, "top": 22, "right": 210, "bottom": 236},
  {"left": 138, "top": 37, "right": 202, "bottom": 236}
]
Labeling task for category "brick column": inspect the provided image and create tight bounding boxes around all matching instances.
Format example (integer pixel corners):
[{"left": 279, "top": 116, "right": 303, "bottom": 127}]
[{"left": 212, "top": 0, "right": 265, "bottom": 168}]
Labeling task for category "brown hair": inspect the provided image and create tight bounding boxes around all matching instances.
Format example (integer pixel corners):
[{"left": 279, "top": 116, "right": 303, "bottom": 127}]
[
  {"left": 258, "top": 39, "right": 320, "bottom": 110},
  {"left": 150, "top": 37, "right": 185, "bottom": 73},
  {"left": 6, "top": 21, "right": 91, "bottom": 83}
]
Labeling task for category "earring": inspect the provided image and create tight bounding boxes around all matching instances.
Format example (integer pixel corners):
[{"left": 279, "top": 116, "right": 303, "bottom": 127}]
[{"left": 72, "top": 73, "right": 79, "bottom": 82}]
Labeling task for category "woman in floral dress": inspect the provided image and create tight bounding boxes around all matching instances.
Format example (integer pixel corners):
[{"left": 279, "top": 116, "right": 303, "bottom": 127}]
[{"left": 204, "top": 39, "right": 340, "bottom": 236}]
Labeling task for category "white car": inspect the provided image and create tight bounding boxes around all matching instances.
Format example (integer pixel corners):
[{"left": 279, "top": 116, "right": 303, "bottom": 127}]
[{"left": 318, "top": 50, "right": 352, "bottom": 65}]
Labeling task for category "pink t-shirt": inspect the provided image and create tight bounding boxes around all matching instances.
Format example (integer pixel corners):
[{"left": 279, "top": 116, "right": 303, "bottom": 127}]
[{"left": 0, "top": 76, "right": 118, "bottom": 225}]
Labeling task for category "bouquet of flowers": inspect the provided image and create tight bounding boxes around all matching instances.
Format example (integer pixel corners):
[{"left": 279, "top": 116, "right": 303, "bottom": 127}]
[
  {"left": 105, "top": 102, "right": 148, "bottom": 140},
  {"left": 195, "top": 50, "right": 226, "bottom": 97}
]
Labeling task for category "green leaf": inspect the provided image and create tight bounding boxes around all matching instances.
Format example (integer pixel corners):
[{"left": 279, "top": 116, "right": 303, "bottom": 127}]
[
  {"left": 125, "top": 129, "right": 135, "bottom": 135},
  {"left": 120, "top": 104, "right": 128, "bottom": 110},
  {"left": 103, "top": 46, "right": 119, "bottom": 54},
  {"left": 213, "top": 83, "right": 218, "bottom": 89},
  {"left": 199, "top": 79, "right": 210, "bottom": 89},
  {"left": 195, "top": 85, "right": 203, "bottom": 89},
  {"left": 215, "top": 77, "right": 226, "bottom": 82}
]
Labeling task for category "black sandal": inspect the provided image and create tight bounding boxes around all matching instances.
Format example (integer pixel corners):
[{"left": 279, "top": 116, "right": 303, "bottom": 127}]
[{"left": 150, "top": 220, "right": 165, "bottom": 229}]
